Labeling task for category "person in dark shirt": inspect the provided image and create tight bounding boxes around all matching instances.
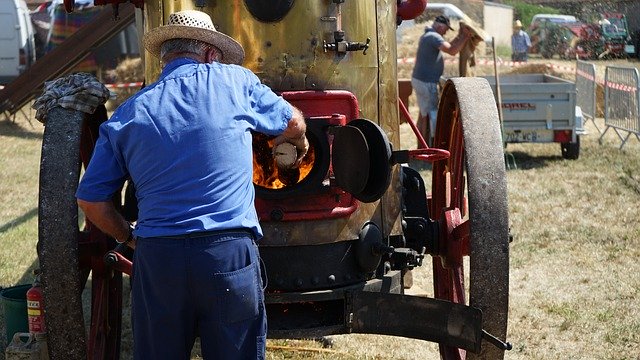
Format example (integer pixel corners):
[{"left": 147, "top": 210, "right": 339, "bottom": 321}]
[{"left": 411, "top": 15, "right": 470, "bottom": 146}]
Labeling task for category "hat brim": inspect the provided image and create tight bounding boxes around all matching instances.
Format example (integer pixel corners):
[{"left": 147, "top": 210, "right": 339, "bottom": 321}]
[{"left": 143, "top": 25, "right": 245, "bottom": 65}]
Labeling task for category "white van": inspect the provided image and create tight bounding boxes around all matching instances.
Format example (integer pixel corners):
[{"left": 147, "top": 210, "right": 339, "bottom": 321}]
[
  {"left": 530, "top": 14, "right": 578, "bottom": 28},
  {"left": 0, "top": 0, "right": 36, "bottom": 84}
]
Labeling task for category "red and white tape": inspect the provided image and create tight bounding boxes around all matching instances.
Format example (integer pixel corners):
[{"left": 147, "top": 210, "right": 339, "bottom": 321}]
[
  {"left": 576, "top": 69, "right": 595, "bottom": 82},
  {"left": 545, "top": 63, "right": 576, "bottom": 72},
  {"left": 605, "top": 81, "right": 637, "bottom": 93},
  {"left": 398, "top": 56, "right": 576, "bottom": 73},
  {"left": 102, "top": 62, "right": 636, "bottom": 94},
  {"left": 105, "top": 82, "right": 143, "bottom": 89}
]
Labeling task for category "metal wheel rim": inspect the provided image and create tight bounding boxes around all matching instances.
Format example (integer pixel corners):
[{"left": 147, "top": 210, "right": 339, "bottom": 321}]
[
  {"left": 430, "top": 78, "right": 510, "bottom": 360},
  {"left": 38, "top": 107, "right": 123, "bottom": 360}
]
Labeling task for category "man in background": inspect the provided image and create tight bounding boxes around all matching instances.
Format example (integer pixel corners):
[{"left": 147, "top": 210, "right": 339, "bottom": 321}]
[
  {"left": 511, "top": 20, "right": 531, "bottom": 62},
  {"left": 411, "top": 15, "right": 471, "bottom": 146}
]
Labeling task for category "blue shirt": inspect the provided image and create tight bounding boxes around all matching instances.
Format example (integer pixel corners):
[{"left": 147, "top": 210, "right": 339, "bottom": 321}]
[
  {"left": 411, "top": 27, "right": 445, "bottom": 83},
  {"left": 511, "top": 30, "right": 531, "bottom": 54},
  {"left": 76, "top": 58, "right": 292, "bottom": 239}
]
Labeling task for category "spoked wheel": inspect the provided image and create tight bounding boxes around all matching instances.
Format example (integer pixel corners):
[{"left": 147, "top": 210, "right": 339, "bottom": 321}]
[
  {"left": 430, "top": 78, "right": 510, "bottom": 359},
  {"left": 38, "top": 106, "right": 124, "bottom": 360}
]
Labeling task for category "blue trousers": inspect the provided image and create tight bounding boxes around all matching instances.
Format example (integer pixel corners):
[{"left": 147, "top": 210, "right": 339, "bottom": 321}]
[{"left": 131, "top": 231, "right": 266, "bottom": 359}]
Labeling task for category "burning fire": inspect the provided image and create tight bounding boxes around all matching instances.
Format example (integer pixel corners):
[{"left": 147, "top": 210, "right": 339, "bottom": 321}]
[{"left": 252, "top": 133, "right": 315, "bottom": 189}]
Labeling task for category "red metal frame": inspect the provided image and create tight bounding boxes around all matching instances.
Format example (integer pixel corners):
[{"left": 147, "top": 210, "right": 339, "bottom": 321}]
[
  {"left": 255, "top": 90, "right": 361, "bottom": 222},
  {"left": 77, "top": 119, "right": 125, "bottom": 358},
  {"left": 430, "top": 103, "right": 472, "bottom": 360}
]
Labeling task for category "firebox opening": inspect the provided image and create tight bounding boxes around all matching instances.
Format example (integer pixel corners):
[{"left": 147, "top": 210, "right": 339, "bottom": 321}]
[
  {"left": 252, "top": 133, "right": 316, "bottom": 189},
  {"left": 252, "top": 121, "right": 330, "bottom": 198}
]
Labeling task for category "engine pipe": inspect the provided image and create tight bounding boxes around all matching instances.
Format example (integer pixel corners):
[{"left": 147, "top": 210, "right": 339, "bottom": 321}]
[{"left": 397, "top": 0, "right": 427, "bottom": 21}]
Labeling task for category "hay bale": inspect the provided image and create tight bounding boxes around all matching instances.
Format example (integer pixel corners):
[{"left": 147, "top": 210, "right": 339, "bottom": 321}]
[{"left": 105, "top": 57, "right": 143, "bottom": 111}]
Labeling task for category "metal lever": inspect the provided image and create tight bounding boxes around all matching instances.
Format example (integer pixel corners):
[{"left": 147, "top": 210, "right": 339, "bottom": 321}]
[
  {"left": 346, "top": 37, "right": 370, "bottom": 55},
  {"left": 481, "top": 329, "right": 512, "bottom": 351}
]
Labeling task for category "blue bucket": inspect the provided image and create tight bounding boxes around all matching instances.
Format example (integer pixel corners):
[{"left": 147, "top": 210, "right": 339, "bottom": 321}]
[{"left": 1, "top": 284, "right": 31, "bottom": 343}]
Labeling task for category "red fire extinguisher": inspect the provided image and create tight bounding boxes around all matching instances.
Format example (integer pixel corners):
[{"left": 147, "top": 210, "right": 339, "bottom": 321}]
[{"left": 26, "top": 270, "right": 46, "bottom": 334}]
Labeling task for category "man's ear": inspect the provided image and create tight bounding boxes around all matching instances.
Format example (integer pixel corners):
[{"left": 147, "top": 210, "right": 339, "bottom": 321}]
[{"left": 206, "top": 47, "right": 222, "bottom": 63}]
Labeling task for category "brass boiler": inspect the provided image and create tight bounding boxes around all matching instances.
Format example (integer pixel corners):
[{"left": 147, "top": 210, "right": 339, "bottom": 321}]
[{"left": 143, "top": 1, "right": 403, "bottom": 255}]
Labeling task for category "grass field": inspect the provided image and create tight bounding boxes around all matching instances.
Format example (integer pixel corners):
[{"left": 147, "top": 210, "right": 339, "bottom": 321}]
[{"left": 1, "top": 89, "right": 639, "bottom": 359}]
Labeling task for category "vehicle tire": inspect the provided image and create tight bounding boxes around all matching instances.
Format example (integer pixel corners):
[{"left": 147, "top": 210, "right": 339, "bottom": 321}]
[{"left": 561, "top": 136, "right": 580, "bottom": 160}]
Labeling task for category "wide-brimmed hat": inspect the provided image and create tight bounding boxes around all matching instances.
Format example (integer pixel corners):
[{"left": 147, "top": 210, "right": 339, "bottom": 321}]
[
  {"left": 434, "top": 15, "right": 454, "bottom": 31},
  {"left": 143, "top": 10, "right": 244, "bottom": 65}
]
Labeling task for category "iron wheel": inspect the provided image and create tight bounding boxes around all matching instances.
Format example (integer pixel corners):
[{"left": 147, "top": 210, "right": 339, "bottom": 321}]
[
  {"left": 430, "top": 78, "right": 510, "bottom": 360},
  {"left": 37, "top": 106, "right": 123, "bottom": 360}
]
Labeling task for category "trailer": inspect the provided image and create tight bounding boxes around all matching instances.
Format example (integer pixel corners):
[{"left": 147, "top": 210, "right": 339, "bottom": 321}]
[
  {"left": 481, "top": 73, "right": 585, "bottom": 160},
  {"left": 34, "top": 1, "right": 512, "bottom": 359}
]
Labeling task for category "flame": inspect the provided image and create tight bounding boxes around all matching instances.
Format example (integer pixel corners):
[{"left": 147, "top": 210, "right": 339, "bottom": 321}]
[{"left": 252, "top": 133, "right": 315, "bottom": 189}]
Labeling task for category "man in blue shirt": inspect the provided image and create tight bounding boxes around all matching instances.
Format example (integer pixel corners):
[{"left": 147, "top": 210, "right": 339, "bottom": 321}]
[
  {"left": 76, "top": 10, "right": 308, "bottom": 360},
  {"left": 511, "top": 20, "right": 531, "bottom": 62},
  {"left": 411, "top": 15, "right": 470, "bottom": 146}
]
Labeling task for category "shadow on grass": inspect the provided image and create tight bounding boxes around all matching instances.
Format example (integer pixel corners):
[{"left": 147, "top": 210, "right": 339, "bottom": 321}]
[
  {"left": 0, "top": 120, "right": 42, "bottom": 140},
  {"left": 0, "top": 208, "right": 38, "bottom": 235},
  {"left": 16, "top": 260, "right": 39, "bottom": 287},
  {"left": 0, "top": 208, "right": 40, "bottom": 285},
  {"left": 504, "top": 151, "right": 563, "bottom": 170}
]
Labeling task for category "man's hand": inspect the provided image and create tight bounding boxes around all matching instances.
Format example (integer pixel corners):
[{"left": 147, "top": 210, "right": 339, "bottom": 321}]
[
  {"left": 77, "top": 199, "right": 135, "bottom": 248},
  {"left": 273, "top": 133, "right": 309, "bottom": 167},
  {"left": 272, "top": 105, "right": 309, "bottom": 167},
  {"left": 461, "top": 25, "right": 472, "bottom": 38}
]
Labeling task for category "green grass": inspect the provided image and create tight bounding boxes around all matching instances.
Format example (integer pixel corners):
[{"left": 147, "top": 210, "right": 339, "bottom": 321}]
[
  {"left": 503, "top": 0, "right": 562, "bottom": 28},
  {"left": 495, "top": 44, "right": 513, "bottom": 58}
]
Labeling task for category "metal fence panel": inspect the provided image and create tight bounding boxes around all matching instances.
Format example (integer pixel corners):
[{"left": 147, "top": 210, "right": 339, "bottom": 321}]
[
  {"left": 575, "top": 60, "right": 597, "bottom": 132},
  {"left": 599, "top": 66, "right": 640, "bottom": 149}
]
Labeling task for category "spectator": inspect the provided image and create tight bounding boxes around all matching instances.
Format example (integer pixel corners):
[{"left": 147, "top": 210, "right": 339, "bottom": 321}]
[
  {"left": 411, "top": 15, "right": 471, "bottom": 146},
  {"left": 511, "top": 20, "right": 531, "bottom": 62}
]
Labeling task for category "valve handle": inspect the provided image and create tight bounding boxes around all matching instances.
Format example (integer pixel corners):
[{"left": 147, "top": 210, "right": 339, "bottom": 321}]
[{"left": 361, "top": 38, "right": 371, "bottom": 55}]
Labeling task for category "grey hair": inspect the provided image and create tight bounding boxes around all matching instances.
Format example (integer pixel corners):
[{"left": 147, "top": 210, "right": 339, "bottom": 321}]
[{"left": 160, "top": 38, "right": 210, "bottom": 60}]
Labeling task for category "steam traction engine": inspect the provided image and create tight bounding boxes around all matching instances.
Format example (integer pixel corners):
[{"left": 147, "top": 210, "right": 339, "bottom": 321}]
[{"left": 36, "top": 1, "right": 511, "bottom": 359}]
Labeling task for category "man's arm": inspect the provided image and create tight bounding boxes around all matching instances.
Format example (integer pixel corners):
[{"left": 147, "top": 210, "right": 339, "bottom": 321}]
[
  {"left": 440, "top": 30, "right": 471, "bottom": 56},
  {"left": 273, "top": 105, "right": 309, "bottom": 165},
  {"left": 77, "top": 199, "right": 135, "bottom": 248}
]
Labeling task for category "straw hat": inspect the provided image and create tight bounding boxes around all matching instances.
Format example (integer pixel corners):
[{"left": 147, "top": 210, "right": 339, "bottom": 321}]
[
  {"left": 514, "top": 20, "right": 523, "bottom": 28},
  {"left": 143, "top": 10, "right": 244, "bottom": 65}
]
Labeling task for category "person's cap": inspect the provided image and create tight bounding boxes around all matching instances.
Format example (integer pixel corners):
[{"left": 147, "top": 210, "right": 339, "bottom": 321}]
[
  {"left": 143, "top": 10, "right": 245, "bottom": 65},
  {"left": 514, "top": 20, "right": 523, "bottom": 28},
  {"left": 434, "top": 15, "right": 454, "bottom": 31}
]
